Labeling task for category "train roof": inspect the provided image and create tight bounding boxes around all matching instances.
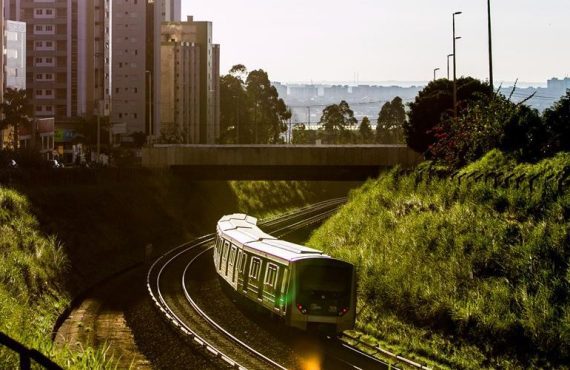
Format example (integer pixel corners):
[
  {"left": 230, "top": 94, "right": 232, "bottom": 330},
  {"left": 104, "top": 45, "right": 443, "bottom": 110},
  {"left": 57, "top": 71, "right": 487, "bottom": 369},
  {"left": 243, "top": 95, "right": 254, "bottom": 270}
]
[{"left": 217, "top": 214, "right": 329, "bottom": 263}]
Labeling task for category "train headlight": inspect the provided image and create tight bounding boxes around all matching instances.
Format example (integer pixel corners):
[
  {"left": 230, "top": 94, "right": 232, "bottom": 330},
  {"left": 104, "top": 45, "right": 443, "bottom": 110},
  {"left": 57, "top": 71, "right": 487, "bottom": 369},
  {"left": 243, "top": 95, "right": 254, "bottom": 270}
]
[{"left": 297, "top": 304, "right": 307, "bottom": 314}]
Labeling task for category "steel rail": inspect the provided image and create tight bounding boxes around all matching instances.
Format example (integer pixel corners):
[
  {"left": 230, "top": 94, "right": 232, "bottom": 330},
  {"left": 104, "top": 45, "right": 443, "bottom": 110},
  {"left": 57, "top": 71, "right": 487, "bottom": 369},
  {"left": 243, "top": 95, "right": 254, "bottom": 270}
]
[
  {"left": 146, "top": 198, "right": 346, "bottom": 369},
  {"left": 182, "top": 247, "right": 287, "bottom": 370},
  {"left": 180, "top": 205, "right": 343, "bottom": 370}
]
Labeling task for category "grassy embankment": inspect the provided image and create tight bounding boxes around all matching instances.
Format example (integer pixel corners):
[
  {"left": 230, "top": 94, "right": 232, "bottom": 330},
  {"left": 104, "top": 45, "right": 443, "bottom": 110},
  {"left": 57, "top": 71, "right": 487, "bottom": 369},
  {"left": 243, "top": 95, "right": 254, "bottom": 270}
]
[
  {"left": 0, "top": 188, "right": 113, "bottom": 367},
  {"left": 308, "top": 150, "right": 570, "bottom": 369},
  {"left": 1, "top": 172, "right": 356, "bottom": 368}
]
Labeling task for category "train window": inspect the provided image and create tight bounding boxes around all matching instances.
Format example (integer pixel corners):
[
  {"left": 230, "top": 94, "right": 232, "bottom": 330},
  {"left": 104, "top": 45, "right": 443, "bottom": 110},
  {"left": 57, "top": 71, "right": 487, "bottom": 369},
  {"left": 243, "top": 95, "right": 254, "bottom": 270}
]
[
  {"left": 223, "top": 241, "right": 230, "bottom": 258},
  {"left": 264, "top": 264, "right": 279, "bottom": 288},
  {"left": 215, "top": 237, "right": 222, "bottom": 255},
  {"left": 229, "top": 246, "right": 237, "bottom": 266},
  {"left": 249, "top": 257, "right": 261, "bottom": 279},
  {"left": 238, "top": 252, "right": 247, "bottom": 273}
]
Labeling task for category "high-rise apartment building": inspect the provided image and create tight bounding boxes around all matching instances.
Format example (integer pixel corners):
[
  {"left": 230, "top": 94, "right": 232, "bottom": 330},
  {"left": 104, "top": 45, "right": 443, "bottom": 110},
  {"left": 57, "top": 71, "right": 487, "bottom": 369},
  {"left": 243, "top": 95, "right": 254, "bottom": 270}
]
[
  {"left": 5, "top": 0, "right": 111, "bottom": 158},
  {"left": 5, "top": 20, "right": 26, "bottom": 90},
  {"left": 111, "top": 0, "right": 183, "bottom": 140},
  {"left": 157, "top": 0, "right": 180, "bottom": 21},
  {"left": 156, "top": 16, "right": 220, "bottom": 144},
  {"left": 111, "top": 0, "right": 147, "bottom": 137},
  {"left": 0, "top": 0, "right": 4, "bottom": 101}
]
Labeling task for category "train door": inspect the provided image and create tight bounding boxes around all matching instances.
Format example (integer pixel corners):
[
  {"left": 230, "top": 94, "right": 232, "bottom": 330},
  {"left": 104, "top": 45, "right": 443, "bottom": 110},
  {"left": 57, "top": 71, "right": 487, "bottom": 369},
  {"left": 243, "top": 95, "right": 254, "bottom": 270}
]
[
  {"left": 257, "top": 260, "right": 266, "bottom": 301},
  {"left": 222, "top": 240, "right": 230, "bottom": 276},
  {"left": 263, "top": 263, "right": 279, "bottom": 309},
  {"left": 278, "top": 267, "right": 289, "bottom": 314},
  {"left": 228, "top": 245, "right": 237, "bottom": 283},
  {"left": 248, "top": 257, "right": 262, "bottom": 299},
  {"left": 235, "top": 249, "right": 244, "bottom": 284},
  {"left": 215, "top": 237, "right": 224, "bottom": 271},
  {"left": 241, "top": 252, "right": 250, "bottom": 294},
  {"left": 215, "top": 237, "right": 223, "bottom": 271}
]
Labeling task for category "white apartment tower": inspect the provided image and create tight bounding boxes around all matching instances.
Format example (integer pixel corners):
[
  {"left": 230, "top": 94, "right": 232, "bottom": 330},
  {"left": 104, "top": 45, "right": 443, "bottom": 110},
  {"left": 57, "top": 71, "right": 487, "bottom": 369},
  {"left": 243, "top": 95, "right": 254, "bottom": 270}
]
[{"left": 5, "top": 0, "right": 111, "bottom": 122}]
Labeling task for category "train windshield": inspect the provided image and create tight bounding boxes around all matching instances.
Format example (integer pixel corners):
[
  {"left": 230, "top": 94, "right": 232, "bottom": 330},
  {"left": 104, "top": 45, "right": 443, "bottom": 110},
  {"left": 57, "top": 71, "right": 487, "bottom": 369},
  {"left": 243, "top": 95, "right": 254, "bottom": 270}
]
[{"left": 298, "top": 264, "right": 351, "bottom": 294}]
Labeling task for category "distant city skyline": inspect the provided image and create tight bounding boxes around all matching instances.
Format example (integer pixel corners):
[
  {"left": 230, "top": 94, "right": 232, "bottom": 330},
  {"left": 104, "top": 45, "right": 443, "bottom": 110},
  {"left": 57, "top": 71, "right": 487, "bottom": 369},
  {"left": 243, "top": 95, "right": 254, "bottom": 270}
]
[{"left": 181, "top": 0, "right": 569, "bottom": 84}]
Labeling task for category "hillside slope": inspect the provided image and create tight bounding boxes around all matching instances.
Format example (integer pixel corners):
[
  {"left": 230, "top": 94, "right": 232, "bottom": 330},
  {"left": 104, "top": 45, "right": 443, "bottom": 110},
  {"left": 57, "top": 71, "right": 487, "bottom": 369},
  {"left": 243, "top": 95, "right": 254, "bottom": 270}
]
[
  {"left": 308, "top": 151, "right": 570, "bottom": 369},
  {"left": 1, "top": 175, "right": 355, "bottom": 367}
]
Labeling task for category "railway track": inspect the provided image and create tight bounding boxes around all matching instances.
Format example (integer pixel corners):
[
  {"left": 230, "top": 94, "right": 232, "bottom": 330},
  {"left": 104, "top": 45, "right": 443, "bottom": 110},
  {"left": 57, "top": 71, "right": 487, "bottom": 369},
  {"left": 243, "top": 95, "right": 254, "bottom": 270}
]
[{"left": 148, "top": 199, "right": 411, "bottom": 369}]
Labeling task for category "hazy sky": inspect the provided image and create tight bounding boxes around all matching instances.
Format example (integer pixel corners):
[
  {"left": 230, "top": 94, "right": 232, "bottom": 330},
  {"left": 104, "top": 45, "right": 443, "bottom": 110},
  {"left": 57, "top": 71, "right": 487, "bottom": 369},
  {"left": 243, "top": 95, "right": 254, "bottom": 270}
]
[{"left": 181, "top": 1, "right": 569, "bottom": 84}]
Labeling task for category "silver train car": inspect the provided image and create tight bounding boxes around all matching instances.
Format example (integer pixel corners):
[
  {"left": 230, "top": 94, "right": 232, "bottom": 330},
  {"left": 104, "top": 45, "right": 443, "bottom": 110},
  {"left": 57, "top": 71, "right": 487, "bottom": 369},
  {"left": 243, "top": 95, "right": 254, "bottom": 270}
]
[{"left": 214, "top": 214, "right": 356, "bottom": 333}]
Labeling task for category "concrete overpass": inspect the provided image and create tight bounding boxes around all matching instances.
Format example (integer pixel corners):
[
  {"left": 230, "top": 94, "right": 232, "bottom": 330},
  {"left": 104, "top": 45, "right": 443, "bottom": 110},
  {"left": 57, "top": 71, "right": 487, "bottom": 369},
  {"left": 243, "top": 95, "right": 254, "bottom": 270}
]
[{"left": 141, "top": 144, "right": 423, "bottom": 180}]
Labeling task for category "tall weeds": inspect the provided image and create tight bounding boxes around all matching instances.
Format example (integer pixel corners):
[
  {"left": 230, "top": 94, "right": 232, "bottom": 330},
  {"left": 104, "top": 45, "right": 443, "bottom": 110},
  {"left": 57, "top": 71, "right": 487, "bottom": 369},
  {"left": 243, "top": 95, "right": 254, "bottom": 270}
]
[{"left": 309, "top": 151, "right": 570, "bottom": 369}]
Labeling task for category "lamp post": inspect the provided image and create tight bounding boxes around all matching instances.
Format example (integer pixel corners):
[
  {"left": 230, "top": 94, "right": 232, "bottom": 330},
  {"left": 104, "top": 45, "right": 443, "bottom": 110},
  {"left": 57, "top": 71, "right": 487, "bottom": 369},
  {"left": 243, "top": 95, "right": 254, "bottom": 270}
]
[
  {"left": 447, "top": 54, "right": 454, "bottom": 80},
  {"left": 433, "top": 68, "right": 440, "bottom": 81},
  {"left": 453, "top": 11, "right": 462, "bottom": 120},
  {"left": 487, "top": 0, "right": 494, "bottom": 91},
  {"left": 145, "top": 70, "right": 153, "bottom": 143}
]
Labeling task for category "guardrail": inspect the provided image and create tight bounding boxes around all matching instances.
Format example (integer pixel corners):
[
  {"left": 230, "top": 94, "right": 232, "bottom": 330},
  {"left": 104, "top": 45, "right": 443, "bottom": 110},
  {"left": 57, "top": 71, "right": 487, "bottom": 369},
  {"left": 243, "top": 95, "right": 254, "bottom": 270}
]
[{"left": 0, "top": 331, "right": 62, "bottom": 370}]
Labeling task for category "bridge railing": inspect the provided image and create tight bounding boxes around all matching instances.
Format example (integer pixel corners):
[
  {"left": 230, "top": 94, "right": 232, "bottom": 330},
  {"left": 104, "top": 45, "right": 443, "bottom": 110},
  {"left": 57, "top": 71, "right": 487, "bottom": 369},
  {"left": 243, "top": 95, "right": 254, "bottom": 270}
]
[{"left": 0, "top": 331, "right": 62, "bottom": 370}]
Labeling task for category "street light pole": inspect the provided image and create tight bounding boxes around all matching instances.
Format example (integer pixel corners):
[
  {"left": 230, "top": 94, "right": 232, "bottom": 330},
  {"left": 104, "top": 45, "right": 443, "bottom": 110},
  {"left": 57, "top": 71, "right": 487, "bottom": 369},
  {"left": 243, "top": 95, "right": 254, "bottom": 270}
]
[
  {"left": 487, "top": 0, "right": 494, "bottom": 91},
  {"left": 447, "top": 54, "right": 454, "bottom": 80},
  {"left": 453, "top": 11, "right": 462, "bottom": 121},
  {"left": 433, "top": 68, "right": 440, "bottom": 81},
  {"left": 145, "top": 70, "right": 153, "bottom": 143}
]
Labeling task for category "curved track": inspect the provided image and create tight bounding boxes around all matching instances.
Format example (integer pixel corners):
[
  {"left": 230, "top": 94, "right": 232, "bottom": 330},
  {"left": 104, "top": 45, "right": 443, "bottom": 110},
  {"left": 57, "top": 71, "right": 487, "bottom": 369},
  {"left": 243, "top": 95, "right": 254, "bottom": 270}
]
[{"left": 148, "top": 199, "right": 406, "bottom": 369}]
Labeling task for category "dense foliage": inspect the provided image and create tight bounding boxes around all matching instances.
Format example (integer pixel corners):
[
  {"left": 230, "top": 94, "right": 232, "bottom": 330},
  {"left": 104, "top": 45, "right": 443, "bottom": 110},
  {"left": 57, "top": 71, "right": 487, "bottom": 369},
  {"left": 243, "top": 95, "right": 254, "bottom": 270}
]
[
  {"left": 406, "top": 79, "right": 570, "bottom": 169},
  {"left": 429, "top": 92, "right": 546, "bottom": 167},
  {"left": 404, "top": 78, "right": 491, "bottom": 155},
  {"left": 376, "top": 97, "right": 406, "bottom": 144},
  {"left": 544, "top": 91, "right": 570, "bottom": 155},
  {"left": 0, "top": 88, "right": 33, "bottom": 149},
  {"left": 318, "top": 100, "right": 358, "bottom": 144},
  {"left": 309, "top": 151, "right": 570, "bottom": 369},
  {"left": 358, "top": 117, "right": 374, "bottom": 143},
  {"left": 219, "top": 65, "right": 291, "bottom": 144},
  {"left": 0, "top": 188, "right": 117, "bottom": 368}
]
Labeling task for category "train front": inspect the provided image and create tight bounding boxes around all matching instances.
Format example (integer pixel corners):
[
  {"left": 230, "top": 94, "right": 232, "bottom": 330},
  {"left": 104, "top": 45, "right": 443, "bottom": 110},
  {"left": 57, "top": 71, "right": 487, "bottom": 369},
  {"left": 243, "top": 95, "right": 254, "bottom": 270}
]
[{"left": 289, "top": 258, "right": 356, "bottom": 334}]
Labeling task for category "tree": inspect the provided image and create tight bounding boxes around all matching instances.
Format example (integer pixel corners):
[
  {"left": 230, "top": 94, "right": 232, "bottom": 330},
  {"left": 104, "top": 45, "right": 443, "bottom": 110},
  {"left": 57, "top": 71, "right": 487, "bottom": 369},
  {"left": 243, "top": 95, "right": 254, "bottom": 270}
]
[
  {"left": 291, "top": 124, "right": 317, "bottom": 144},
  {"left": 219, "top": 65, "right": 249, "bottom": 143},
  {"left": 429, "top": 91, "right": 547, "bottom": 167},
  {"left": 0, "top": 88, "right": 33, "bottom": 150},
  {"left": 318, "top": 100, "right": 357, "bottom": 144},
  {"left": 358, "top": 116, "right": 374, "bottom": 143},
  {"left": 543, "top": 90, "right": 570, "bottom": 155},
  {"left": 75, "top": 115, "right": 110, "bottom": 147},
  {"left": 376, "top": 97, "right": 406, "bottom": 143},
  {"left": 219, "top": 65, "right": 290, "bottom": 144},
  {"left": 404, "top": 77, "right": 491, "bottom": 155},
  {"left": 246, "top": 69, "right": 290, "bottom": 143},
  {"left": 501, "top": 104, "right": 546, "bottom": 162},
  {"left": 158, "top": 125, "right": 186, "bottom": 144}
]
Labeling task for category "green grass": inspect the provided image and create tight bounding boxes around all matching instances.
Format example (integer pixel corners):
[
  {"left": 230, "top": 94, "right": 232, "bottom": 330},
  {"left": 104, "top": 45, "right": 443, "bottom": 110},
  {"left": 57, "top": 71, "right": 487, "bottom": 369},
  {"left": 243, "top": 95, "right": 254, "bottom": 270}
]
[
  {"left": 308, "top": 151, "right": 570, "bottom": 369},
  {"left": 0, "top": 187, "right": 120, "bottom": 368},
  {"left": 229, "top": 180, "right": 358, "bottom": 219},
  {"left": 2, "top": 175, "right": 357, "bottom": 368}
]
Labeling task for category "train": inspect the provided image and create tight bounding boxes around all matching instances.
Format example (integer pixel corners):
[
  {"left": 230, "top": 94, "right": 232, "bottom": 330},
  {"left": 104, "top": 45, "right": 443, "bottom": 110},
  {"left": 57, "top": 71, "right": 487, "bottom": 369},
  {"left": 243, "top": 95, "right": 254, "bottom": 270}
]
[{"left": 214, "top": 214, "right": 356, "bottom": 334}]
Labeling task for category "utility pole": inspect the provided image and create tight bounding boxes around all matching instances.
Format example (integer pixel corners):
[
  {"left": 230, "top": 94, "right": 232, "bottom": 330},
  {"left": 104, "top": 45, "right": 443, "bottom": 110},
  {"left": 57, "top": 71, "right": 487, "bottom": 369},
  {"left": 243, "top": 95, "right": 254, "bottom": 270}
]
[
  {"left": 146, "top": 71, "right": 153, "bottom": 143},
  {"left": 453, "top": 11, "right": 462, "bottom": 121},
  {"left": 433, "top": 68, "right": 440, "bottom": 81},
  {"left": 447, "top": 54, "right": 454, "bottom": 80},
  {"left": 307, "top": 106, "right": 311, "bottom": 129},
  {"left": 487, "top": 0, "right": 494, "bottom": 91}
]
